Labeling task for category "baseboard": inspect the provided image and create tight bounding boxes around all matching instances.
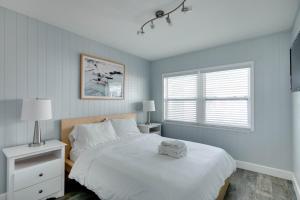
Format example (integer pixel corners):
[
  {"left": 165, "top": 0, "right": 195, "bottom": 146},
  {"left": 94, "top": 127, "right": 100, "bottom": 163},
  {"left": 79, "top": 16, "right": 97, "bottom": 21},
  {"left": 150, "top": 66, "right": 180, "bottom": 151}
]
[
  {"left": 0, "top": 193, "right": 6, "bottom": 200},
  {"left": 236, "top": 160, "right": 294, "bottom": 180},
  {"left": 293, "top": 175, "right": 300, "bottom": 200}
]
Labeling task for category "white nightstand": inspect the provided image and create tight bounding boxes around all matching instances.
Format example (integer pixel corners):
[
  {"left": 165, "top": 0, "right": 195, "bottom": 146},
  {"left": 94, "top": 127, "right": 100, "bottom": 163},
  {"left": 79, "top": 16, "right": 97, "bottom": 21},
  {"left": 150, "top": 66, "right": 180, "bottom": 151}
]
[
  {"left": 3, "top": 140, "right": 66, "bottom": 200},
  {"left": 138, "top": 123, "right": 161, "bottom": 135}
]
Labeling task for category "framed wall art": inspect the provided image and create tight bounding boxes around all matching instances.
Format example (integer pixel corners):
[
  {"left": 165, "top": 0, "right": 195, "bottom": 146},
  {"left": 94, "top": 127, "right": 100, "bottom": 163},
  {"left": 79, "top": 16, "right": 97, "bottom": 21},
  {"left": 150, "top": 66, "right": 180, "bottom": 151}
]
[{"left": 80, "top": 54, "right": 125, "bottom": 99}]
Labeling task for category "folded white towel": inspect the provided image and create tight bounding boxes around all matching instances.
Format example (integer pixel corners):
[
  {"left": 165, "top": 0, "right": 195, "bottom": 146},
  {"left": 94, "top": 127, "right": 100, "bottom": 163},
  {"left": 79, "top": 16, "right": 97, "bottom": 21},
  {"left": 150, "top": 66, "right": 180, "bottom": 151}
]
[
  {"left": 161, "top": 140, "right": 186, "bottom": 149},
  {"left": 159, "top": 145, "right": 187, "bottom": 153},
  {"left": 159, "top": 146, "right": 187, "bottom": 158},
  {"left": 158, "top": 144, "right": 187, "bottom": 159}
]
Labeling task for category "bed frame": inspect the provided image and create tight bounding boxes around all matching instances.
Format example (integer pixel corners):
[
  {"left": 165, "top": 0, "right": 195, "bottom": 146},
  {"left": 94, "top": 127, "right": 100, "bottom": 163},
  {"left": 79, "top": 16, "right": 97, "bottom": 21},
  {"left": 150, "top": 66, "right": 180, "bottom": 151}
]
[{"left": 60, "top": 113, "right": 230, "bottom": 200}]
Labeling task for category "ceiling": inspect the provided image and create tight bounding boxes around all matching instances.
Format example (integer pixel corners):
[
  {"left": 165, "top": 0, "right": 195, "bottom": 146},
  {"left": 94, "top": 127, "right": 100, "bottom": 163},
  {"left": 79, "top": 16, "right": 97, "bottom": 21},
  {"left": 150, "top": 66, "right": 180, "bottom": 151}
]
[{"left": 0, "top": 0, "right": 298, "bottom": 61}]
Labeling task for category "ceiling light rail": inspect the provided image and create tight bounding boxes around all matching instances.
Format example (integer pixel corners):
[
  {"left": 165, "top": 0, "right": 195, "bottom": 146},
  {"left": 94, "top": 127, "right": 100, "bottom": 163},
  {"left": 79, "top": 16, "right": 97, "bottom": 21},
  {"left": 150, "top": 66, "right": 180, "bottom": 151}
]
[{"left": 137, "top": 0, "right": 192, "bottom": 35}]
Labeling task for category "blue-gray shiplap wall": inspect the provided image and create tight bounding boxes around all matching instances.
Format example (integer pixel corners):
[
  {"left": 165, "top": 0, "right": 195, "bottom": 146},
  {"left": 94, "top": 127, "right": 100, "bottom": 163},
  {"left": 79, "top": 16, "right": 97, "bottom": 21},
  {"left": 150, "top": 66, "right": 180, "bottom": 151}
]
[{"left": 0, "top": 6, "right": 150, "bottom": 193}]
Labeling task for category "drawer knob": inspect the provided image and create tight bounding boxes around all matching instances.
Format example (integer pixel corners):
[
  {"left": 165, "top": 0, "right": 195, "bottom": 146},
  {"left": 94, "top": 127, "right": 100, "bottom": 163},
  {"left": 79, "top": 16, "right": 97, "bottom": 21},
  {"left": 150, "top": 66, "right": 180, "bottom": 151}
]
[
  {"left": 39, "top": 173, "right": 43, "bottom": 177},
  {"left": 38, "top": 189, "right": 43, "bottom": 194}
]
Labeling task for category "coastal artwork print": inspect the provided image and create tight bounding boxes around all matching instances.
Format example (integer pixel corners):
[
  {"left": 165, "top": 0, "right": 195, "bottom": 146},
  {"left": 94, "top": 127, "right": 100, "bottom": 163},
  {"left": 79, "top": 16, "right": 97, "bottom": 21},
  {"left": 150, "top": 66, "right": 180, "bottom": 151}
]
[{"left": 80, "top": 54, "right": 125, "bottom": 99}]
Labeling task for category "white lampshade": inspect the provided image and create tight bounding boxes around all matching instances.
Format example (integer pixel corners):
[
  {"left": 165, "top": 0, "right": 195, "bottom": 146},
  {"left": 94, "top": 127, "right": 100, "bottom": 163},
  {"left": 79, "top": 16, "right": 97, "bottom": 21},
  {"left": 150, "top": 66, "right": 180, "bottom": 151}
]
[
  {"left": 21, "top": 98, "right": 52, "bottom": 121},
  {"left": 143, "top": 100, "right": 156, "bottom": 112}
]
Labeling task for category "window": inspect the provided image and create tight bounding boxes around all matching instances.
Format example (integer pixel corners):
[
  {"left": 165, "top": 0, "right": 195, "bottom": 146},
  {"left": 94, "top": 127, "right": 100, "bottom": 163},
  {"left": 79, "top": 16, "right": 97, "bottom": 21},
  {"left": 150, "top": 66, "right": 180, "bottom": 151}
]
[
  {"left": 164, "top": 73, "right": 198, "bottom": 122},
  {"left": 203, "top": 67, "right": 250, "bottom": 128},
  {"left": 163, "top": 62, "right": 253, "bottom": 130}
]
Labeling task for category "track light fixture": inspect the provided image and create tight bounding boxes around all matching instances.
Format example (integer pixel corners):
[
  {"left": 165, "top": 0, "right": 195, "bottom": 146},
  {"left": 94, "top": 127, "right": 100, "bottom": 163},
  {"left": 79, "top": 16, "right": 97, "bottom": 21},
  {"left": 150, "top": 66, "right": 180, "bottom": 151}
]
[{"left": 137, "top": 0, "right": 191, "bottom": 35}]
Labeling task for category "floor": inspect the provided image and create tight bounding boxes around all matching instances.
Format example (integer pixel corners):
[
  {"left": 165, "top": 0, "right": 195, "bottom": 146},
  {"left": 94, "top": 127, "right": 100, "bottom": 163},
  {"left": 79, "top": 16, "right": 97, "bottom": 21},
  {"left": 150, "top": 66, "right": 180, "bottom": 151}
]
[
  {"left": 225, "top": 169, "right": 296, "bottom": 200},
  {"left": 55, "top": 169, "right": 297, "bottom": 200}
]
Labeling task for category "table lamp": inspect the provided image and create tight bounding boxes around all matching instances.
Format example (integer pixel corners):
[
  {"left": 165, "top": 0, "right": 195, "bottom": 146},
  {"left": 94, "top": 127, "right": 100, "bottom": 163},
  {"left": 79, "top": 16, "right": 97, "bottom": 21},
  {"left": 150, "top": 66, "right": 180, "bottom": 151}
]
[
  {"left": 21, "top": 98, "right": 52, "bottom": 147},
  {"left": 143, "top": 100, "right": 155, "bottom": 125}
]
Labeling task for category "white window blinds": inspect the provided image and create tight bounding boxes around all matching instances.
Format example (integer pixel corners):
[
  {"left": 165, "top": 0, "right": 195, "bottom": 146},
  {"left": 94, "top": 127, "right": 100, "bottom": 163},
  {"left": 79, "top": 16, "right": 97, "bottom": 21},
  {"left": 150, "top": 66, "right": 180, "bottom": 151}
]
[
  {"left": 164, "top": 74, "right": 198, "bottom": 122},
  {"left": 163, "top": 62, "right": 253, "bottom": 130},
  {"left": 203, "top": 68, "right": 250, "bottom": 128}
]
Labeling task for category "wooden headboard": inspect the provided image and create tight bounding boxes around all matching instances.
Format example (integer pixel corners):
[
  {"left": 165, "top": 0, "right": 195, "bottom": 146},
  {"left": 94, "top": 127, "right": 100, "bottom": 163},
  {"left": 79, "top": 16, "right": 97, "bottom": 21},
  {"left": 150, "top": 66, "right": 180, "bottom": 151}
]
[{"left": 60, "top": 113, "right": 137, "bottom": 172}]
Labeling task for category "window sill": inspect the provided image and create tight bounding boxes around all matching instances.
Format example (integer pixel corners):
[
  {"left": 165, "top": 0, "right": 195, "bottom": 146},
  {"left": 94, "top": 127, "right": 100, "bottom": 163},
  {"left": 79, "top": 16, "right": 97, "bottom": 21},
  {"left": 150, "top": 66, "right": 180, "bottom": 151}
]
[{"left": 163, "top": 120, "right": 254, "bottom": 133}]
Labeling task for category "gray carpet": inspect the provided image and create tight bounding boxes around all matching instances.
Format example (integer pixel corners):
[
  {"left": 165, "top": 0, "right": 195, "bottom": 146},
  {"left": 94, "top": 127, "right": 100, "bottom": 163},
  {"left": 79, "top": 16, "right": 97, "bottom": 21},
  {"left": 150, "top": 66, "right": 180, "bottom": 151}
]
[
  {"left": 56, "top": 169, "right": 297, "bottom": 200},
  {"left": 225, "top": 169, "right": 296, "bottom": 200}
]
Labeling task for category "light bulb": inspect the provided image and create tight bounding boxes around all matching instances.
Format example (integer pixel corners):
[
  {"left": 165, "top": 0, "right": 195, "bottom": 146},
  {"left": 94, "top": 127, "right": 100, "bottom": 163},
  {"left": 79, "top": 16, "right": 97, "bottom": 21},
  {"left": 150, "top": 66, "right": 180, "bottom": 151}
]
[
  {"left": 166, "top": 15, "right": 172, "bottom": 25},
  {"left": 182, "top": 5, "right": 192, "bottom": 12},
  {"left": 150, "top": 21, "right": 155, "bottom": 29}
]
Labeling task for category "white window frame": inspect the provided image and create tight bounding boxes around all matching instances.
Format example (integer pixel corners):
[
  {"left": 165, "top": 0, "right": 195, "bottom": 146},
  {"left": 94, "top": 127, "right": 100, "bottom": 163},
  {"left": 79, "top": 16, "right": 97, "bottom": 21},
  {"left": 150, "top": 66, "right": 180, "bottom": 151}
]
[{"left": 162, "top": 61, "right": 254, "bottom": 132}]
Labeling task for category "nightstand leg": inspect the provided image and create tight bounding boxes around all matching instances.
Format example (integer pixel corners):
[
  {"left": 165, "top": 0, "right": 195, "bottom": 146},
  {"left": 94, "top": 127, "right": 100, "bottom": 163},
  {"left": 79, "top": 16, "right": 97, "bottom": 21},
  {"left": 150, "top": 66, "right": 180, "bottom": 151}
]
[{"left": 7, "top": 159, "right": 14, "bottom": 200}]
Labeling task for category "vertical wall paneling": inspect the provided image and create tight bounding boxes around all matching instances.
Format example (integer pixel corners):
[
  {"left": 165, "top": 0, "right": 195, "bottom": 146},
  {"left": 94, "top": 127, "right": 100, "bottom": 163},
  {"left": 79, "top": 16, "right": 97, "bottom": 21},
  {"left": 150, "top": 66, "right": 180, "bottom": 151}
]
[
  {"left": 37, "top": 22, "right": 47, "bottom": 137},
  {"left": 61, "top": 31, "right": 70, "bottom": 119},
  {"left": 4, "top": 10, "right": 17, "bottom": 147},
  {"left": 16, "top": 13, "right": 28, "bottom": 145},
  {"left": 26, "top": 18, "right": 39, "bottom": 142},
  {"left": 0, "top": 7, "right": 150, "bottom": 193},
  {"left": 68, "top": 34, "right": 76, "bottom": 117},
  {"left": 0, "top": 6, "right": 6, "bottom": 194},
  {"left": 44, "top": 25, "right": 56, "bottom": 140},
  {"left": 27, "top": 19, "right": 38, "bottom": 98}
]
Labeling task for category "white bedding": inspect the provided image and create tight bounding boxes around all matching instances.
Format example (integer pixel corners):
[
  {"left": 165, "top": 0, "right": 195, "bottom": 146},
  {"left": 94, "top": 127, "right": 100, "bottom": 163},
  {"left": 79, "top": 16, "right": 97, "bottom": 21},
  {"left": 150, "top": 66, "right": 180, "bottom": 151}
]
[
  {"left": 69, "top": 134, "right": 236, "bottom": 200},
  {"left": 70, "top": 149, "right": 81, "bottom": 162}
]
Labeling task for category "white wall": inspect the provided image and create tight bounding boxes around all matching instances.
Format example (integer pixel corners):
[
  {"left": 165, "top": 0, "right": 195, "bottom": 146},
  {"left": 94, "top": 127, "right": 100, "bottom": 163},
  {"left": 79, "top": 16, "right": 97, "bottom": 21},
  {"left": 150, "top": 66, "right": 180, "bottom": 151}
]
[
  {"left": 150, "top": 31, "right": 292, "bottom": 171},
  {"left": 0, "top": 7, "right": 150, "bottom": 193}
]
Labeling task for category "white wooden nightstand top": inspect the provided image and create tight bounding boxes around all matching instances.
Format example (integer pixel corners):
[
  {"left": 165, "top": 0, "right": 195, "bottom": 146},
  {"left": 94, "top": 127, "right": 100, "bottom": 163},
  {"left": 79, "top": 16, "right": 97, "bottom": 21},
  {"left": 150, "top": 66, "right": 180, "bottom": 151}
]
[
  {"left": 138, "top": 123, "right": 161, "bottom": 128},
  {"left": 3, "top": 140, "right": 66, "bottom": 159}
]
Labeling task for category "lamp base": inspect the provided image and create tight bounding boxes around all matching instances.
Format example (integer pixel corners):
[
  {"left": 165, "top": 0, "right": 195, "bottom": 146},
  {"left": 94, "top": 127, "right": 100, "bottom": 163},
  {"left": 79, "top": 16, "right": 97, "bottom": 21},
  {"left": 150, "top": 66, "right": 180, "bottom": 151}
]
[
  {"left": 28, "top": 120, "right": 45, "bottom": 147},
  {"left": 28, "top": 140, "right": 46, "bottom": 147},
  {"left": 146, "top": 111, "right": 152, "bottom": 125}
]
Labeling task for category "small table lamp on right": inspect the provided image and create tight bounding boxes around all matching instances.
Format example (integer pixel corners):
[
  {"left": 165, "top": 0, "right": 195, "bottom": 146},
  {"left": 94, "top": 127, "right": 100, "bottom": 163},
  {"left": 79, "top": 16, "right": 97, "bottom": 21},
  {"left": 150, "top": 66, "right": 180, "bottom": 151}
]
[{"left": 143, "top": 100, "right": 156, "bottom": 125}]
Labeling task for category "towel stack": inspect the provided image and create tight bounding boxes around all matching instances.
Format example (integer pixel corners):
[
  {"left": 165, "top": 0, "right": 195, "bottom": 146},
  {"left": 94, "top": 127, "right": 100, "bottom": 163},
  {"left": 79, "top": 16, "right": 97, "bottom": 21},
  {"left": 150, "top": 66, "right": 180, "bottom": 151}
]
[{"left": 158, "top": 140, "right": 187, "bottom": 159}]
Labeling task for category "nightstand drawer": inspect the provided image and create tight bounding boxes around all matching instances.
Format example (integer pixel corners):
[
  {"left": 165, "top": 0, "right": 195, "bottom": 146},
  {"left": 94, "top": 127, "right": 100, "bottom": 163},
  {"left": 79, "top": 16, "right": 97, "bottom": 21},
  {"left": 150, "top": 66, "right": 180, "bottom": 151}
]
[
  {"left": 14, "top": 176, "right": 61, "bottom": 200},
  {"left": 14, "top": 159, "right": 61, "bottom": 190}
]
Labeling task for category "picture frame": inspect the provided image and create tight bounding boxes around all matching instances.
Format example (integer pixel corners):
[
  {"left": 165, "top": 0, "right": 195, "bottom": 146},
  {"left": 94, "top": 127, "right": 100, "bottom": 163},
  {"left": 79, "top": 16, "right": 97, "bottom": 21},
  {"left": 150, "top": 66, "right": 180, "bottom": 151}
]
[{"left": 80, "top": 54, "right": 125, "bottom": 100}]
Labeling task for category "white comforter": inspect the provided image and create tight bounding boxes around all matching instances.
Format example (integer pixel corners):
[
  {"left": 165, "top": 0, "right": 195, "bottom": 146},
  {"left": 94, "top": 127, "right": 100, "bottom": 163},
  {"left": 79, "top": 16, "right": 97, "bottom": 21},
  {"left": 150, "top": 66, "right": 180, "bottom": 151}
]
[{"left": 69, "top": 134, "right": 236, "bottom": 200}]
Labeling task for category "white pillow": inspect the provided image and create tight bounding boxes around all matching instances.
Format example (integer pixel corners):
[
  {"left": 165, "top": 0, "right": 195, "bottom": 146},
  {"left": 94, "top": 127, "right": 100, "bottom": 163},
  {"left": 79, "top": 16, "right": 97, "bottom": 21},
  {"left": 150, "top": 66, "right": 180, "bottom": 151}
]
[
  {"left": 69, "top": 120, "right": 118, "bottom": 153},
  {"left": 69, "top": 146, "right": 83, "bottom": 162},
  {"left": 110, "top": 118, "right": 140, "bottom": 137}
]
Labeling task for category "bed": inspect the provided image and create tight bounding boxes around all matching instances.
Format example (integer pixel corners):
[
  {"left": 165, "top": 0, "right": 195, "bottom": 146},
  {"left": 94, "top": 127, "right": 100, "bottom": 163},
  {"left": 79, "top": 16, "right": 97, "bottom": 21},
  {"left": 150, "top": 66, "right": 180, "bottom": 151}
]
[{"left": 61, "top": 113, "right": 236, "bottom": 200}]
